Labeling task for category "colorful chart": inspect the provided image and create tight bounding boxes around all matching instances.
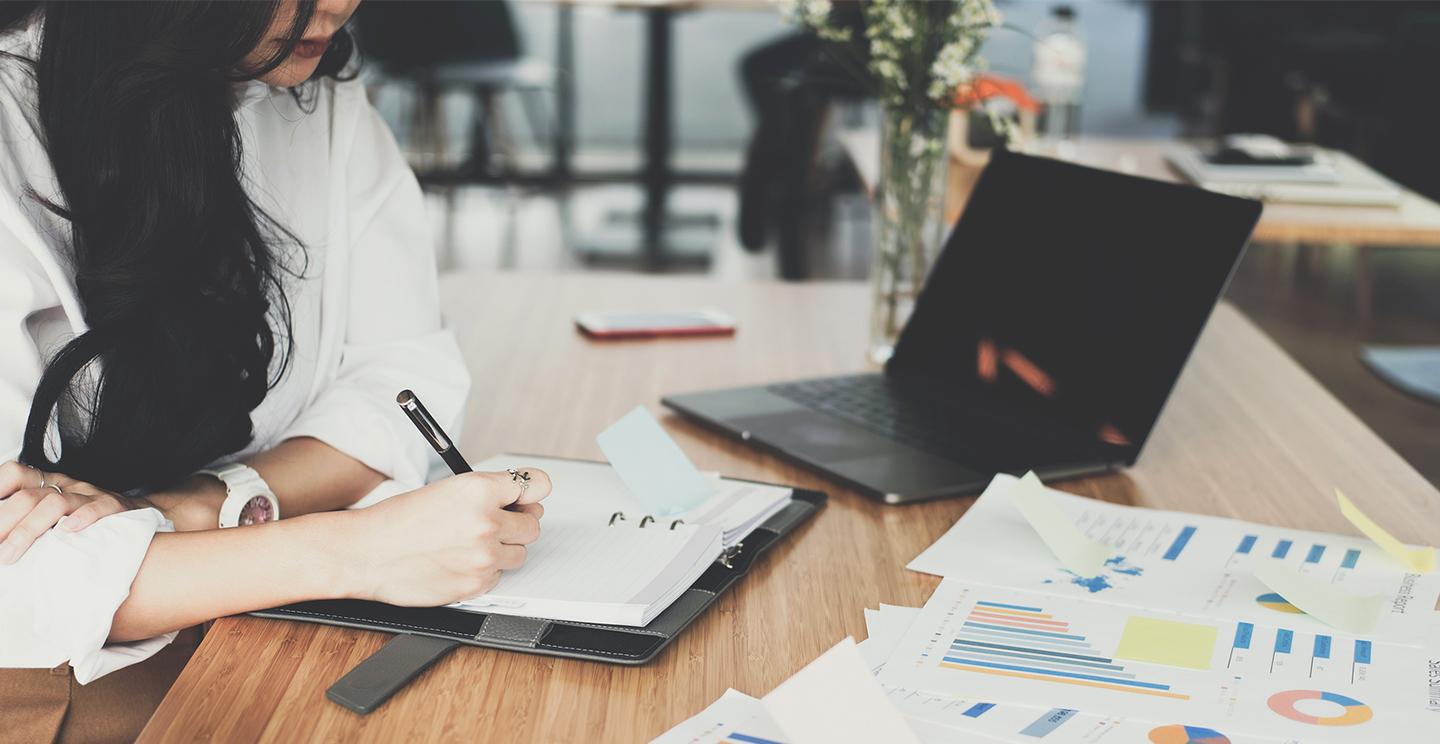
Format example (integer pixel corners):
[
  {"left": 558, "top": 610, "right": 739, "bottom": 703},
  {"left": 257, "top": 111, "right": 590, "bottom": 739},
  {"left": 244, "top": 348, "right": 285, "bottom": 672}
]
[
  {"left": 1267, "top": 689, "right": 1373, "bottom": 726},
  {"left": 1254, "top": 592, "right": 1305, "bottom": 614},
  {"left": 722, "top": 734, "right": 782, "bottom": 744},
  {"left": 1147, "top": 724, "right": 1231, "bottom": 744},
  {"left": 937, "top": 600, "right": 1189, "bottom": 700}
]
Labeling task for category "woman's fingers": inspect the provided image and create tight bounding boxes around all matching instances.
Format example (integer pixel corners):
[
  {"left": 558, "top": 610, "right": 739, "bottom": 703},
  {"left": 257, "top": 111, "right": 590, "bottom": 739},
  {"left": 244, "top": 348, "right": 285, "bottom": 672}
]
[
  {"left": 0, "top": 489, "right": 70, "bottom": 564},
  {"left": 492, "top": 543, "right": 527, "bottom": 571},
  {"left": 60, "top": 498, "right": 126, "bottom": 532},
  {"left": 0, "top": 460, "right": 45, "bottom": 499},
  {"left": 512, "top": 501, "right": 544, "bottom": 520},
  {"left": 0, "top": 488, "right": 43, "bottom": 538},
  {"left": 506, "top": 466, "right": 551, "bottom": 506},
  {"left": 495, "top": 509, "right": 541, "bottom": 545},
  {"left": 464, "top": 467, "right": 553, "bottom": 508}
]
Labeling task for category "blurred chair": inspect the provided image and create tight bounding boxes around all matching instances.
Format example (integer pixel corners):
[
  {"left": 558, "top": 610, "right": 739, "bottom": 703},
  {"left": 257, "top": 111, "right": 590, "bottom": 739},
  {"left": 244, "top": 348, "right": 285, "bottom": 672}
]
[
  {"left": 356, "top": 0, "right": 553, "bottom": 179},
  {"left": 356, "top": 0, "right": 556, "bottom": 268}
]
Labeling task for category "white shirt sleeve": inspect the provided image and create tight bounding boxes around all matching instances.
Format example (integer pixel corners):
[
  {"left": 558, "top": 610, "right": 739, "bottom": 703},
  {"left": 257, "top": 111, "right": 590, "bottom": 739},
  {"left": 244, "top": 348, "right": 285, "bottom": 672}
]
[
  {"left": 278, "top": 89, "right": 471, "bottom": 493},
  {"left": 0, "top": 224, "right": 51, "bottom": 462},
  {"left": 0, "top": 508, "right": 176, "bottom": 684},
  {"left": 0, "top": 147, "right": 176, "bottom": 686}
]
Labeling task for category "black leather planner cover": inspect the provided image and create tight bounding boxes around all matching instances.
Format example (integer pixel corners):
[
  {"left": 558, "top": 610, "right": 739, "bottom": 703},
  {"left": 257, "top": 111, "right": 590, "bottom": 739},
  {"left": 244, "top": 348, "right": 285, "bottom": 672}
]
[{"left": 252, "top": 484, "right": 825, "bottom": 666}]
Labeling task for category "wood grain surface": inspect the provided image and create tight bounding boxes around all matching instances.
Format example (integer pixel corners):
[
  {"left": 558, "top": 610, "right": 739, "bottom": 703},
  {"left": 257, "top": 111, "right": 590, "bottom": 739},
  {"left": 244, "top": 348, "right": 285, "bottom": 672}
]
[{"left": 139, "top": 274, "right": 1439, "bottom": 743}]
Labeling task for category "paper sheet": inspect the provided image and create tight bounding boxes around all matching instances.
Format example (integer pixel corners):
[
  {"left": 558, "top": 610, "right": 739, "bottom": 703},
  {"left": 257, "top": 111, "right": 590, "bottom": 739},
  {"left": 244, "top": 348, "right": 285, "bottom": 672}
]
[
  {"left": 880, "top": 579, "right": 1440, "bottom": 742},
  {"left": 859, "top": 604, "right": 921, "bottom": 672},
  {"left": 597, "top": 406, "right": 716, "bottom": 516},
  {"left": 1251, "top": 559, "right": 1387, "bottom": 634},
  {"left": 1336, "top": 488, "right": 1436, "bottom": 573},
  {"left": 907, "top": 473, "right": 1440, "bottom": 644},
  {"left": 648, "top": 689, "right": 786, "bottom": 744},
  {"left": 1008, "top": 471, "right": 1112, "bottom": 577},
  {"left": 763, "top": 638, "right": 921, "bottom": 744}
]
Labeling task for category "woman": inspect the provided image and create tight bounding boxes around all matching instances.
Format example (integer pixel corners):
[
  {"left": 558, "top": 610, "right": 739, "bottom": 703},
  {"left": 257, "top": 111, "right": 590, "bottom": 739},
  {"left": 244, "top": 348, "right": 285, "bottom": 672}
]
[{"left": 0, "top": 2, "right": 548, "bottom": 739}]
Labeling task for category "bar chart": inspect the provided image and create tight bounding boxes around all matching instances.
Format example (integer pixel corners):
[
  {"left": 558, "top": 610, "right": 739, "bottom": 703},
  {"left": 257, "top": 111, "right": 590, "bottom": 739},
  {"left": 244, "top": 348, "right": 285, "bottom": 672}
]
[{"left": 937, "top": 600, "right": 1189, "bottom": 700}]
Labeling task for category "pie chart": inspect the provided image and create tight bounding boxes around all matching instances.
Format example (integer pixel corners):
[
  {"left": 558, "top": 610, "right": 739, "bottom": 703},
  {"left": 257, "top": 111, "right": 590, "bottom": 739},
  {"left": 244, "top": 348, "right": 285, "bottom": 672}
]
[
  {"left": 1147, "top": 724, "right": 1231, "bottom": 744},
  {"left": 1267, "top": 689, "right": 1373, "bottom": 726},
  {"left": 1255, "top": 592, "right": 1305, "bottom": 614}
]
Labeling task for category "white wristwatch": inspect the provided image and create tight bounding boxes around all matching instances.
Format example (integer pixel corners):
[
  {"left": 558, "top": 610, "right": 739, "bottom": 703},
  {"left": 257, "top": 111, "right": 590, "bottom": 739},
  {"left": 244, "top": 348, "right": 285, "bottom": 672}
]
[{"left": 198, "top": 463, "right": 280, "bottom": 528}]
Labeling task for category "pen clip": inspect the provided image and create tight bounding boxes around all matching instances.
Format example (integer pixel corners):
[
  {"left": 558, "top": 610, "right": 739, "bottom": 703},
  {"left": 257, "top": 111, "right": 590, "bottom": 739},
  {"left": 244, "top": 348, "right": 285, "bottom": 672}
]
[{"left": 397, "top": 390, "right": 453, "bottom": 452}]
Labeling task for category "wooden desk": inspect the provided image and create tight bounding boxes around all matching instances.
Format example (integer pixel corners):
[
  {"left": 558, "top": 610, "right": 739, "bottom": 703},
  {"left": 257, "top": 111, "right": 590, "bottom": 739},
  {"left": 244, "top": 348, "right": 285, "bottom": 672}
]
[
  {"left": 141, "top": 274, "right": 1440, "bottom": 742},
  {"left": 837, "top": 130, "right": 1440, "bottom": 248}
]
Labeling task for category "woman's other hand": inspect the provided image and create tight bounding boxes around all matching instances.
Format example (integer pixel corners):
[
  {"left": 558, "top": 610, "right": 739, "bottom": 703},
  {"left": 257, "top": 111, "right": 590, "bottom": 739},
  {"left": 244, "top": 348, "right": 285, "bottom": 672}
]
[
  {"left": 342, "top": 468, "right": 550, "bottom": 607},
  {"left": 0, "top": 460, "right": 133, "bottom": 564}
]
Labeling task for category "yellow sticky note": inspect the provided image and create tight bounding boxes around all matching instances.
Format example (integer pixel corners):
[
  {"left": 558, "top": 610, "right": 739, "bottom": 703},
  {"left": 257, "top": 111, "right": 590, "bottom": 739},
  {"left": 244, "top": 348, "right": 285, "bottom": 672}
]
[
  {"left": 1252, "top": 560, "right": 1386, "bottom": 634},
  {"left": 1114, "top": 616, "right": 1218, "bottom": 670},
  {"left": 1010, "top": 471, "right": 1112, "bottom": 577},
  {"left": 1336, "top": 489, "right": 1435, "bottom": 573}
]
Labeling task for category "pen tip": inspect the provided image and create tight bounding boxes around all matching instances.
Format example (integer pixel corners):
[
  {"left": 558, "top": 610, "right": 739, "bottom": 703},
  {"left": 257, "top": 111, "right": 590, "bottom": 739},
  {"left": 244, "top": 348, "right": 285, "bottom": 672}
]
[{"left": 396, "top": 389, "right": 415, "bottom": 406}]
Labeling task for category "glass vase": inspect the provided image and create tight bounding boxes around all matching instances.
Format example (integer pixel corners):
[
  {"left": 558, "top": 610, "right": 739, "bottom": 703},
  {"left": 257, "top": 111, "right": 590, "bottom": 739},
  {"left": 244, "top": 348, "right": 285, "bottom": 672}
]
[{"left": 868, "top": 105, "right": 951, "bottom": 364}]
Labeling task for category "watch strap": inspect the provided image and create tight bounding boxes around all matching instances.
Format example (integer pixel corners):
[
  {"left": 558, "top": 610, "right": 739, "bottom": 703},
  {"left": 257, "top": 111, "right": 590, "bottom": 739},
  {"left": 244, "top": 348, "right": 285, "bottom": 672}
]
[{"left": 199, "top": 463, "right": 279, "bottom": 527}]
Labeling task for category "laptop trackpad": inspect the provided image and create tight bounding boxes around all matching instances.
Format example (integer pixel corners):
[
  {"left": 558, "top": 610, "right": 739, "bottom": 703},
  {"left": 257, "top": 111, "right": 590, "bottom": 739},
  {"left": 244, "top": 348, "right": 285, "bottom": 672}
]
[{"left": 730, "top": 411, "right": 908, "bottom": 462}]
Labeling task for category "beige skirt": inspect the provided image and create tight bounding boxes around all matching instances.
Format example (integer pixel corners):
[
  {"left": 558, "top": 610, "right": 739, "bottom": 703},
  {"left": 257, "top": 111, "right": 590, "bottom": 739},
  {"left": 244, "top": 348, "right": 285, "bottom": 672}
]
[{"left": 0, "top": 627, "right": 200, "bottom": 744}]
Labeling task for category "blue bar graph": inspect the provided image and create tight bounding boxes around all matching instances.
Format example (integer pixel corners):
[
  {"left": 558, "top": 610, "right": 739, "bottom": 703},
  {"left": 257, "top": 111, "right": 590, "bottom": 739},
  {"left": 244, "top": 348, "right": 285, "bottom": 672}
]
[
  {"left": 1237, "top": 535, "right": 1258, "bottom": 554},
  {"left": 976, "top": 600, "right": 1044, "bottom": 613},
  {"left": 961, "top": 622, "right": 1088, "bottom": 641},
  {"left": 1305, "top": 544, "right": 1326, "bottom": 564},
  {"left": 1355, "top": 640, "right": 1372, "bottom": 664},
  {"left": 1272, "top": 539, "right": 1293, "bottom": 559},
  {"left": 1163, "top": 526, "right": 1197, "bottom": 560},
  {"left": 1019, "top": 709, "right": 1079, "bottom": 737},
  {"left": 1233, "top": 622, "right": 1253, "bottom": 650},
  {"left": 1275, "top": 629, "right": 1294, "bottom": 654},
  {"left": 728, "top": 734, "right": 782, "bottom": 744},
  {"left": 1314, "top": 635, "right": 1331, "bottom": 659},
  {"left": 937, "top": 656, "right": 1175, "bottom": 691},
  {"left": 952, "top": 639, "right": 1113, "bottom": 664},
  {"left": 963, "top": 703, "right": 995, "bottom": 718},
  {"left": 1341, "top": 549, "right": 1361, "bottom": 569}
]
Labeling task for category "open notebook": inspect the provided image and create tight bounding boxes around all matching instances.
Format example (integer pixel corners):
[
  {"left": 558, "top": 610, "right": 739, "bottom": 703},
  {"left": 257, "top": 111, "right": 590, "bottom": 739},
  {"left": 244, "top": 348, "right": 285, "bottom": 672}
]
[{"left": 450, "top": 455, "right": 793, "bottom": 626}]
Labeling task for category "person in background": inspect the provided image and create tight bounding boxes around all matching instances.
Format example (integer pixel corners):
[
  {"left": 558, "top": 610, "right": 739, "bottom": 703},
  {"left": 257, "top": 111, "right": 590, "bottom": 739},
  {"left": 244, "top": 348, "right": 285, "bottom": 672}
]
[
  {"left": 0, "top": 2, "right": 547, "bottom": 740},
  {"left": 735, "top": 0, "right": 867, "bottom": 279}
]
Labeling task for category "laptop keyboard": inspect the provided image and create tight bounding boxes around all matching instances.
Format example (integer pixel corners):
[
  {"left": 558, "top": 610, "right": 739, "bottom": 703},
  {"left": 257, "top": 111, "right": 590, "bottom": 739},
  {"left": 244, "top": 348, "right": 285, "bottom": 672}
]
[{"left": 768, "top": 375, "right": 995, "bottom": 458}]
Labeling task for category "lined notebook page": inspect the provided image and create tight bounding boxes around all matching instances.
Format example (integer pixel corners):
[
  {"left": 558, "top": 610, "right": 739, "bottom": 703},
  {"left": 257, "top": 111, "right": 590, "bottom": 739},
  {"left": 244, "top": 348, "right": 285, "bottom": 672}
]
[{"left": 458, "top": 522, "right": 713, "bottom": 606}]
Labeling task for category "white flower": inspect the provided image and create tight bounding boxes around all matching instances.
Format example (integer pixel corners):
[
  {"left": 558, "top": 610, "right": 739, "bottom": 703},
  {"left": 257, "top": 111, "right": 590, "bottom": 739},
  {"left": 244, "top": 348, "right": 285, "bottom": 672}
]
[
  {"left": 781, "top": 0, "right": 1002, "bottom": 108},
  {"left": 779, "top": 0, "right": 851, "bottom": 41}
]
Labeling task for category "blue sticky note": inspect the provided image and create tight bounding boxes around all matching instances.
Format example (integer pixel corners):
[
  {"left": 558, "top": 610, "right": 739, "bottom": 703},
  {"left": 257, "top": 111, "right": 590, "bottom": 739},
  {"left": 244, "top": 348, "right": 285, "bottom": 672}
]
[{"left": 597, "top": 406, "right": 715, "bottom": 515}]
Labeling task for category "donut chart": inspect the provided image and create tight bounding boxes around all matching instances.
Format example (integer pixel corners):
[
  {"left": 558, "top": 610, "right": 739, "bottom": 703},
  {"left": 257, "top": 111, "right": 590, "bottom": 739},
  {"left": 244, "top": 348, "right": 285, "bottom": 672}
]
[
  {"left": 1255, "top": 592, "right": 1305, "bottom": 614},
  {"left": 1267, "top": 689, "right": 1373, "bottom": 726},
  {"left": 1147, "top": 723, "right": 1232, "bottom": 744}
]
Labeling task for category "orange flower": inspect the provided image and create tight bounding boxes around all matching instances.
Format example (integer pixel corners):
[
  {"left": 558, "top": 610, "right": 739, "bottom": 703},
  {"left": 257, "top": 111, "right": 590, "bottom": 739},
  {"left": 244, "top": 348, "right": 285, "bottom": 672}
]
[{"left": 953, "top": 74, "right": 1039, "bottom": 113}]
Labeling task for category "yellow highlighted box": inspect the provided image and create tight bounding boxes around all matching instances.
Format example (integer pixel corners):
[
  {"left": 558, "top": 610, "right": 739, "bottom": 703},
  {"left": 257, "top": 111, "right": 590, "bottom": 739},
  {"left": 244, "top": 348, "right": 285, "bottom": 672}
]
[{"left": 1113, "top": 616, "right": 1217, "bottom": 671}]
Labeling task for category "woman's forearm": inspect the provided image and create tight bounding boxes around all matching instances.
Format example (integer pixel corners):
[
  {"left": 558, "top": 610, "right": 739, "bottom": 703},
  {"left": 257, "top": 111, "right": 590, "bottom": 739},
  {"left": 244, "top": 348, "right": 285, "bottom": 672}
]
[
  {"left": 146, "top": 436, "right": 386, "bottom": 531},
  {"left": 109, "top": 511, "right": 356, "bottom": 642},
  {"left": 246, "top": 436, "right": 387, "bottom": 516}
]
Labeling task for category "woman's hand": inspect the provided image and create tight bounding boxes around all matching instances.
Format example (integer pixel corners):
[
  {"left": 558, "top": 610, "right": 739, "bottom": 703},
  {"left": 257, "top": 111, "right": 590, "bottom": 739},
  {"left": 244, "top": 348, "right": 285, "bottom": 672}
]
[
  {"left": 0, "top": 460, "right": 133, "bottom": 564},
  {"left": 340, "top": 468, "right": 551, "bottom": 607}
]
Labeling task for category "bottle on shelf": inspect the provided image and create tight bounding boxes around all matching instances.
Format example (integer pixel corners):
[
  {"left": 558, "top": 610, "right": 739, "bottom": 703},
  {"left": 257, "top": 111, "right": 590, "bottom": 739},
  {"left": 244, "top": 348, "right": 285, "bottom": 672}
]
[{"left": 1032, "top": 5, "right": 1086, "bottom": 142}]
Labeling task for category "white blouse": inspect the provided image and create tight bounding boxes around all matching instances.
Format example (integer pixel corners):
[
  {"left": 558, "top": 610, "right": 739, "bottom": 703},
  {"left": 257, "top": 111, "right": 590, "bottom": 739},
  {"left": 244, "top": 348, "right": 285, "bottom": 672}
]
[{"left": 0, "top": 26, "right": 470, "bottom": 682}]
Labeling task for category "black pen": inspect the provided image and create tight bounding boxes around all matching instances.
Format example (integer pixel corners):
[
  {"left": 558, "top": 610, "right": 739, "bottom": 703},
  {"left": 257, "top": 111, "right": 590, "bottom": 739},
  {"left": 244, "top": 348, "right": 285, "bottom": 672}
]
[{"left": 397, "top": 389, "right": 472, "bottom": 475}]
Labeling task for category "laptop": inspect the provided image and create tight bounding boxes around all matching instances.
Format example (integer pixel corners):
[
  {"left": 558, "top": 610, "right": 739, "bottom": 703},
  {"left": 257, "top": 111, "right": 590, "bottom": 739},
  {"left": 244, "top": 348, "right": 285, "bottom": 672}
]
[{"left": 663, "top": 148, "right": 1263, "bottom": 504}]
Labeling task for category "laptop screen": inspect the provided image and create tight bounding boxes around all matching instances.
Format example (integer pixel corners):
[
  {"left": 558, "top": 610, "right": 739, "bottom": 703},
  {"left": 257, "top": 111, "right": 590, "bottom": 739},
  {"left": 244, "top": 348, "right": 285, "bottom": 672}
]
[{"left": 887, "top": 148, "right": 1262, "bottom": 461}]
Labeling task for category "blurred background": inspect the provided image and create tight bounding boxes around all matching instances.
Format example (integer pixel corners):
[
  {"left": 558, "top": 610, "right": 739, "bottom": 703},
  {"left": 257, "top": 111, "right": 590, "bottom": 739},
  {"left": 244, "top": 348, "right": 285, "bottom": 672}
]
[{"left": 353, "top": 0, "right": 1440, "bottom": 484}]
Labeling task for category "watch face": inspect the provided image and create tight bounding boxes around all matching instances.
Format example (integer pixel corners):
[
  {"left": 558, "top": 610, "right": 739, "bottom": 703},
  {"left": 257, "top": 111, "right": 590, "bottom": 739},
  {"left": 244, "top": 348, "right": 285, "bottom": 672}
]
[{"left": 238, "top": 495, "right": 276, "bottom": 526}]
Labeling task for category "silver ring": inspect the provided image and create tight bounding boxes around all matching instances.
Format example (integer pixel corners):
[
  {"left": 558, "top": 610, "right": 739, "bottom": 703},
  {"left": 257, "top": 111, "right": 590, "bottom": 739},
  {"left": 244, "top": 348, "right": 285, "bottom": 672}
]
[
  {"left": 506, "top": 468, "right": 531, "bottom": 498},
  {"left": 44, "top": 483, "right": 63, "bottom": 496}
]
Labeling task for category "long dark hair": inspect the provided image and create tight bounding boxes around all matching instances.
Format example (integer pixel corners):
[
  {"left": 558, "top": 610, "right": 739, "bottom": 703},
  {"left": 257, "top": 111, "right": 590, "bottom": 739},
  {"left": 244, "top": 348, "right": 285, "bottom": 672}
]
[{"left": 0, "top": 1, "right": 354, "bottom": 493}]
